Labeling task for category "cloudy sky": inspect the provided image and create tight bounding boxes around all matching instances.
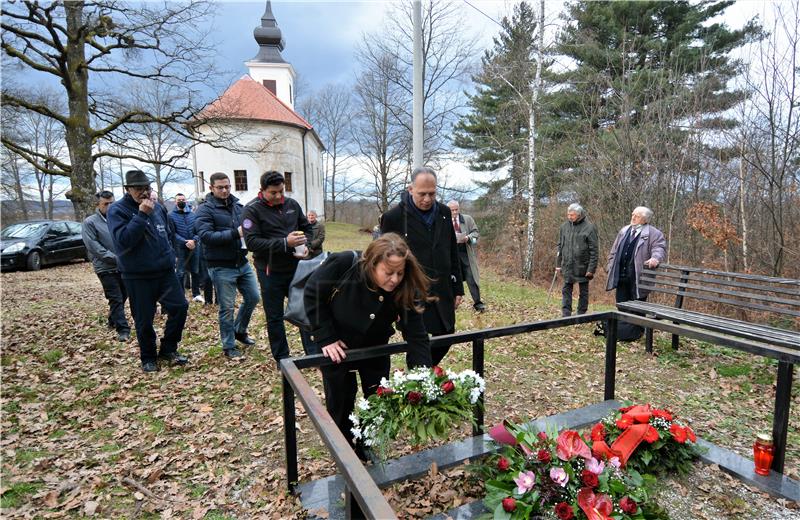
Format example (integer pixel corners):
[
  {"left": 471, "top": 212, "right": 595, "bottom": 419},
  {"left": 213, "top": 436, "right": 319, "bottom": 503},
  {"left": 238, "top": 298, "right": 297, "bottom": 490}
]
[{"left": 211, "top": 0, "right": 510, "bottom": 89}]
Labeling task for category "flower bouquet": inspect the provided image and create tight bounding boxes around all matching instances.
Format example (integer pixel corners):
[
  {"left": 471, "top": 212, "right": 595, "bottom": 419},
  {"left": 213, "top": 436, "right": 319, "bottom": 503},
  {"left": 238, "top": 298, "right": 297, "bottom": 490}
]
[
  {"left": 591, "top": 404, "right": 699, "bottom": 476},
  {"left": 478, "top": 403, "right": 701, "bottom": 519},
  {"left": 351, "top": 366, "right": 485, "bottom": 461}
]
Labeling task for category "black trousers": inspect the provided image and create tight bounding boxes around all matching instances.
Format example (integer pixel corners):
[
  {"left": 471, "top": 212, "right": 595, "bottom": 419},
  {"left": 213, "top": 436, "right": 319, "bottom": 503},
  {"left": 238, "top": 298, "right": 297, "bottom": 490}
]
[
  {"left": 615, "top": 276, "right": 645, "bottom": 303},
  {"left": 97, "top": 271, "right": 130, "bottom": 333},
  {"left": 322, "top": 355, "right": 391, "bottom": 447},
  {"left": 124, "top": 271, "right": 188, "bottom": 363},
  {"left": 458, "top": 251, "right": 482, "bottom": 306},
  {"left": 561, "top": 281, "right": 589, "bottom": 316}
]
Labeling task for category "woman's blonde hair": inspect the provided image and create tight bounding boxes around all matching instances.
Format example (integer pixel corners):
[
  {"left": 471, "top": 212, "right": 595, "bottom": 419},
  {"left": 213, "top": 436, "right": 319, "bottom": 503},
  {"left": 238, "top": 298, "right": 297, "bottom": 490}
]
[{"left": 361, "top": 232, "right": 434, "bottom": 312}]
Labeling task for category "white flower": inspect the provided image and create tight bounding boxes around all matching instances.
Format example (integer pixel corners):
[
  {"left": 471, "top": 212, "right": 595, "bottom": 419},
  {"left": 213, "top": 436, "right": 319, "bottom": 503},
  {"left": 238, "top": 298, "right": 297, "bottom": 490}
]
[
  {"left": 351, "top": 427, "right": 362, "bottom": 440},
  {"left": 356, "top": 398, "right": 370, "bottom": 411},
  {"left": 348, "top": 413, "right": 360, "bottom": 426},
  {"left": 469, "top": 387, "right": 482, "bottom": 404},
  {"left": 379, "top": 377, "right": 390, "bottom": 388}
]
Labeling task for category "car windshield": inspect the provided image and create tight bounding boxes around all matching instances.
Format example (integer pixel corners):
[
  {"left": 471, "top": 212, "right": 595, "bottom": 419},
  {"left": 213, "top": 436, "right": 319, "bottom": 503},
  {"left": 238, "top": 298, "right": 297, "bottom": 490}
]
[{"left": 1, "top": 223, "right": 48, "bottom": 239}]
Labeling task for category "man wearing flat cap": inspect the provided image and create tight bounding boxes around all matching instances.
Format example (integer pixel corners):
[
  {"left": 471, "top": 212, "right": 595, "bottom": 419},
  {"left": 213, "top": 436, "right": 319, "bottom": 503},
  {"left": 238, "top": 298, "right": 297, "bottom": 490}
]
[
  {"left": 107, "top": 170, "right": 190, "bottom": 373},
  {"left": 242, "top": 171, "right": 313, "bottom": 364}
]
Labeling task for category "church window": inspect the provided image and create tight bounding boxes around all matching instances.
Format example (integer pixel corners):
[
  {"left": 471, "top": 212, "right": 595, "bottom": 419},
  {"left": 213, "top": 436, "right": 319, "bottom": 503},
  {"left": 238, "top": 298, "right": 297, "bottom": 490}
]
[
  {"left": 234, "top": 170, "right": 248, "bottom": 191},
  {"left": 263, "top": 79, "right": 277, "bottom": 95},
  {"left": 284, "top": 172, "right": 293, "bottom": 192}
]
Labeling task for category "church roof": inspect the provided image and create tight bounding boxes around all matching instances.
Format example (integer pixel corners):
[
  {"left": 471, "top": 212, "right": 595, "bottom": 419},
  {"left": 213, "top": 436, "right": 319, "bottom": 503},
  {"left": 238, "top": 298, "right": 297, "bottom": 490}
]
[
  {"left": 251, "top": 0, "right": 286, "bottom": 64},
  {"left": 198, "top": 75, "right": 313, "bottom": 130}
]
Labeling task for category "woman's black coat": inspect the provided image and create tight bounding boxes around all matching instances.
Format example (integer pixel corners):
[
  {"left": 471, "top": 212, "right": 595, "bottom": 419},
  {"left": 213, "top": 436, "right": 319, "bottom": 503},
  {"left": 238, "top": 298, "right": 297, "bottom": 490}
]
[{"left": 304, "top": 251, "right": 432, "bottom": 368}]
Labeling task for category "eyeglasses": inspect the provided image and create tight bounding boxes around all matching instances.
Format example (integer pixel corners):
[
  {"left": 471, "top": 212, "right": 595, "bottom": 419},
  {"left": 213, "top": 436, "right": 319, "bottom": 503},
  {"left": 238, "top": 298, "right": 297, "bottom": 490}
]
[
  {"left": 128, "top": 186, "right": 152, "bottom": 193},
  {"left": 212, "top": 184, "right": 232, "bottom": 191}
]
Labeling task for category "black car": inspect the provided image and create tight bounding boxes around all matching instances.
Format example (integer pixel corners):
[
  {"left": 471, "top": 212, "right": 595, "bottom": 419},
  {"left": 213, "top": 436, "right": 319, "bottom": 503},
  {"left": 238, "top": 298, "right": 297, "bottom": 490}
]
[{"left": 1, "top": 220, "right": 87, "bottom": 271}]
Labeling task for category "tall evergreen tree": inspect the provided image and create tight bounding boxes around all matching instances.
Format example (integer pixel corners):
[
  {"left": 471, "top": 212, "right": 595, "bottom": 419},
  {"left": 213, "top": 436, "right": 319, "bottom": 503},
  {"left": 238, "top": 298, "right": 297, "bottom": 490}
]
[
  {"left": 548, "top": 0, "right": 761, "bottom": 226},
  {"left": 453, "top": 1, "right": 539, "bottom": 195}
]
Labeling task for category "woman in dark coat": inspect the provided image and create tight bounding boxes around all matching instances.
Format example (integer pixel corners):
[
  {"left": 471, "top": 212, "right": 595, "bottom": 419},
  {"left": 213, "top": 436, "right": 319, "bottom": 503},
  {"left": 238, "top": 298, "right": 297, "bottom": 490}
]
[{"left": 304, "top": 233, "right": 433, "bottom": 458}]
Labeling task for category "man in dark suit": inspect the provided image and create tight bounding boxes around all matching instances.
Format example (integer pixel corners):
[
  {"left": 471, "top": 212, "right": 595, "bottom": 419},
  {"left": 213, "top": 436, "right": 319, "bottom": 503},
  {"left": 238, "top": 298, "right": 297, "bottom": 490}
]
[{"left": 380, "top": 166, "right": 463, "bottom": 365}]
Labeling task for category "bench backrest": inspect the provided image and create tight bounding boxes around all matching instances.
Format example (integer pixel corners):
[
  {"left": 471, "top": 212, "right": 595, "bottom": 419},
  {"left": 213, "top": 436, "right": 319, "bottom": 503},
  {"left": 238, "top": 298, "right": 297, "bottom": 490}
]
[{"left": 639, "top": 264, "right": 800, "bottom": 328}]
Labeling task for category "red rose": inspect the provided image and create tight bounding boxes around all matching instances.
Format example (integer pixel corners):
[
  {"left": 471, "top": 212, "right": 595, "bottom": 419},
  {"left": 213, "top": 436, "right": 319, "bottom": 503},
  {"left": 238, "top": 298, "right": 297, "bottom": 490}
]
[
  {"left": 670, "top": 423, "right": 687, "bottom": 443},
  {"left": 620, "top": 496, "right": 638, "bottom": 514},
  {"left": 537, "top": 431, "right": 548, "bottom": 441},
  {"left": 554, "top": 501, "right": 574, "bottom": 520},
  {"left": 581, "top": 469, "right": 599, "bottom": 488},
  {"left": 616, "top": 415, "right": 634, "bottom": 430},
  {"left": 591, "top": 423, "right": 606, "bottom": 442},
  {"left": 376, "top": 386, "right": 393, "bottom": 397},
  {"left": 619, "top": 405, "right": 634, "bottom": 413},
  {"left": 441, "top": 380, "right": 455, "bottom": 394},
  {"left": 644, "top": 425, "right": 659, "bottom": 443},
  {"left": 502, "top": 497, "right": 516, "bottom": 512},
  {"left": 537, "top": 449, "right": 552, "bottom": 463},
  {"left": 686, "top": 426, "right": 697, "bottom": 442},
  {"left": 497, "top": 456, "right": 510, "bottom": 471},
  {"left": 407, "top": 391, "right": 423, "bottom": 405},
  {"left": 653, "top": 409, "right": 673, "bottom": 421},
  {"left": 433, "top": 365, "right": 445, "bottom": 377}
]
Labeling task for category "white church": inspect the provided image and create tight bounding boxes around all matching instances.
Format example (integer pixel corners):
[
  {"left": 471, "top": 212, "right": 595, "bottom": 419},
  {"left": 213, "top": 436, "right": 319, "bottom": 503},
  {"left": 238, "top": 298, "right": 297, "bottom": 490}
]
[{"left": 191, "top": 1, "right": 325, "bottom": 215}]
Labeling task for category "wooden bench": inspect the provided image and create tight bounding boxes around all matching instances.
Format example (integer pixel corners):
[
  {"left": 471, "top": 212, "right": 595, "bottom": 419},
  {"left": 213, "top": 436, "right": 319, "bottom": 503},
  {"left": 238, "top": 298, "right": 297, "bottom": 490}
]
[{"left": 617, "top": 264, "right": 800, "bottom": 353}]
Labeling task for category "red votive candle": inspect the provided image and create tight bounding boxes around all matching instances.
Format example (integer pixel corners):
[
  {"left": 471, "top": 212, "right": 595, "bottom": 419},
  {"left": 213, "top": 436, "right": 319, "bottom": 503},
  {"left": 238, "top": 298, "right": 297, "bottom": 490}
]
[{"left": 753, "top": 433, "right": 774, "bottom": 476}]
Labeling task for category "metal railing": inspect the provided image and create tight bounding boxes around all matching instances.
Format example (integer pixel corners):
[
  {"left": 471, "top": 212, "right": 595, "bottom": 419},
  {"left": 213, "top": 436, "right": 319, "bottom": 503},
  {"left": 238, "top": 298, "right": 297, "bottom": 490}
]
[{"left": 280, "top": 311, "right": 798, "bottom": 518}]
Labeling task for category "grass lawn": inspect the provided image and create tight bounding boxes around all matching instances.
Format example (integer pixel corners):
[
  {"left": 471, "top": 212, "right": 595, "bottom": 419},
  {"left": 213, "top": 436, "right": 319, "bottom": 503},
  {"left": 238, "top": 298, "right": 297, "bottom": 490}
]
[{"left": 1, "top": 221, "right": 797, "bottom": 519}]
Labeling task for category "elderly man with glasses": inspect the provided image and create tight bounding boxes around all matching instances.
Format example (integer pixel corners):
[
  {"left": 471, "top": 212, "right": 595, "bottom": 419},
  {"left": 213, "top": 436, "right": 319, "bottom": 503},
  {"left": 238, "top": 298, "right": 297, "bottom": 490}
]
[{"left": 107, "top": 170, "right": 189, "bottom": 373}]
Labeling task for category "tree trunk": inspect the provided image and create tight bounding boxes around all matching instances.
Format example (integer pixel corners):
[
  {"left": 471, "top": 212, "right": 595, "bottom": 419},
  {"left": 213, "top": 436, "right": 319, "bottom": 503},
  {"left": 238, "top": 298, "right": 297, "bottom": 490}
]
[
  {"left": 10, "top": 157, "right": 28, "bottom": 220},
  {"left": 63, "top": 2, "right": 96, "bottom": 221},
  {"left": 522, "top": 0, "right": 544, "bottom": 280},
  {"left": 738, "top": 139, "right": 749, "bottom": 272}
]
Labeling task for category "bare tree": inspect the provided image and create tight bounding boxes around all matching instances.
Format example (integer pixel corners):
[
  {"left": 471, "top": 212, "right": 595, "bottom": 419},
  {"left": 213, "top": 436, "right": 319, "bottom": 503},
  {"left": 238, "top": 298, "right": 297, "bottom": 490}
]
[
  {"left": 740, "top": 1, "right": 799, "bottom": 276},
  {"left": 299, "top": 83, "right": 356, "bottom": 221},
  {"left": 1, "top": 147, "right": 30, "bottom": 220},
  {"left": 1, "top": 0, "right": 219, "bottom": 219},
  {"left": 358, "top": 0, "right": 478, "bottom": 166},
  {"left": 111, "top": 82, "right": 193, "bottom": 200},
  {"left": 352, "top": 52, "right": 410, "bottom": 213}
]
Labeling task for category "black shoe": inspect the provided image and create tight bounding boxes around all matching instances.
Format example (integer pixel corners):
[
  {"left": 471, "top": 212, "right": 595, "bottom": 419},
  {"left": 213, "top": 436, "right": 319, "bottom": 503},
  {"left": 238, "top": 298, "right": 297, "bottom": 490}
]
[
  {"left": 141, "top": 361, "right": 159, "bottom": 372},
  {"left": 224, "top": 348, "right": 244, "bottom": 359},
  {"left": 117, "top": 331, "right": 130, "bottom": 342},
  {"left": 158, "top": 351, "right": 189, "bottom": 366},
  {"left": 474, "top": 302, "right": 486, "bottom": 312},
  {"left": 235, "top": 332, "right": 256, "bottom": 346}
]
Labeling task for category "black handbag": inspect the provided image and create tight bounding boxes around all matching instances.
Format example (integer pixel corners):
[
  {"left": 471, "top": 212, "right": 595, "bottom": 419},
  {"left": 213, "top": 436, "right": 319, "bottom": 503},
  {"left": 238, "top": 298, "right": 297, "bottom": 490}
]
[{"left": 284, "top": 251, "right": 358, "bottom": 330}]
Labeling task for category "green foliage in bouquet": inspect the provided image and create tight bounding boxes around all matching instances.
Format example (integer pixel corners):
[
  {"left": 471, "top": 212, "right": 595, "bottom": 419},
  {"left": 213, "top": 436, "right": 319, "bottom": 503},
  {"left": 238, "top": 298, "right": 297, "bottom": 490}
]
[{"left": 351, "top": 366, "right": 485, "bottom": 461}]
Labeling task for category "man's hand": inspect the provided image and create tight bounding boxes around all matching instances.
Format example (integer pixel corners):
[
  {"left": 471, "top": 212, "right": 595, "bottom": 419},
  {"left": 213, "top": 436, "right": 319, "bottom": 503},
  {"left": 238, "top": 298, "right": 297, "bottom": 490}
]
[
  {"left": 585, "top": 271, "right": 594, "bottom": 280},
  {"left": 644, "top": 259, "right": 660, "bottom": 268},
  {"left": 322, "top": 340, "right": 348, "bottom": 364},
  {"left": 185, "top": 239, "right": 196, "bottom": 250},
  {"left": 287, "top": 231, "right": 307, "bottom": 247},
  {"left": 455, "top": 295, "right": 463, "bottom": 309},
  {"left": 139, "top": 198, "right": 154, "bottom": 214}
]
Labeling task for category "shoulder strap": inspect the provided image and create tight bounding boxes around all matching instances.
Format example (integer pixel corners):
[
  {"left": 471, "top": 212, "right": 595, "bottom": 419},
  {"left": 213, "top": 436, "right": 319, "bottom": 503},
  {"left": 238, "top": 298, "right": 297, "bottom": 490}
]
[{"left": 330, "top": 251, "right": 360, "bottom": 301}]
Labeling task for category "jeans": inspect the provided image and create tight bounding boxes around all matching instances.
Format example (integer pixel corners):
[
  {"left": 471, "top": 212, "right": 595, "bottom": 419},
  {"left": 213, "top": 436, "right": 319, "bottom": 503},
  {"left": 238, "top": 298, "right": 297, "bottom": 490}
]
[
  {"left": 124, "top": 271, "right": 188, "bottom": 363},
  {"left": 256, "top": 268, "right": 313, "bottom": 361},
  {"left": 175, "top": 247, "right": 200, "bottom": 297},
  {"left": 208, "top": 263, "right": 260, "bottom": 350},
  {"left": 97, "top": 271, "right": 130, "bottom": 333},
  {"left": 561, "top": 281, "right": 589, "bottom": 316}
]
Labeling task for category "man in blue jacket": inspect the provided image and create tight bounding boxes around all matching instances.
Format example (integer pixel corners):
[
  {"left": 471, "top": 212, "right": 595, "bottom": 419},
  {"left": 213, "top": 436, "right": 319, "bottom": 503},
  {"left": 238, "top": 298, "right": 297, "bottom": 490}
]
[
  {"left": 107, "top": 170, "right": 189, "bottom": 373},
  {"left": 169, "top": 193, "right": 203, "bottom": 302},
  {"left": 194, "top": 172, "right": 260, "bottom": 359}
]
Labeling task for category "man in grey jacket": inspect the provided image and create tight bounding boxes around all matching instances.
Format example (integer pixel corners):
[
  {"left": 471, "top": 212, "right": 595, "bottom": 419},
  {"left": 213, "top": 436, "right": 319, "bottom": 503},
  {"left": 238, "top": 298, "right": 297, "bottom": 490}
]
[
  {"left": 82, "top": 191, "right": 131, "bottom": 342},
  {"left": 557, "top": 203, "right": 599, "bottom": 316},
  {"left": 606, "top": 206, "right": 667, "bottom": 302}
]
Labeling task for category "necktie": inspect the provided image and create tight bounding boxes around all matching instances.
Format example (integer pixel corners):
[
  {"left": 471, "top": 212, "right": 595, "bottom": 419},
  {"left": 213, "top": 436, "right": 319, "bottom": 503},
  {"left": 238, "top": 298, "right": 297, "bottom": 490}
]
[{"left": 454, "top": 219, "right": 461, "bottom": 233}]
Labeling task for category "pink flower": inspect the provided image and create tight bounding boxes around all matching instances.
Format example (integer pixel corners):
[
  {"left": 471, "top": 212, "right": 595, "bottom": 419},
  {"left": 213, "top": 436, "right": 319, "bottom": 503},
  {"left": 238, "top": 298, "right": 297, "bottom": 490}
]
[
  {"left": 433, "top": 365, "right": 445, "bottom": 377},
  {"left": 513, "top": 470, "right": 536, "bottom": 494},
  {"left": 586, "top": 457, "right": 605, "bottom": 475},
  {"left": 550, "top": 467, "right": 569, "bottom": 487},
  {"left": 556, "top": 430, "right": 592, "bottom": 461},
  {"left": 608, "top": 457, "right": 621, "bottom": 469}
]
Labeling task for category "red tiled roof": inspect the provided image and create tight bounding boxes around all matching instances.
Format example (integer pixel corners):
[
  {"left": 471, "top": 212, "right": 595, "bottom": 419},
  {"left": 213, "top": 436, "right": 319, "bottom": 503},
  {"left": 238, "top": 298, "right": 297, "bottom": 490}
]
[{"left": 198, "top": 75, "right": 313, "bottom": 130}]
